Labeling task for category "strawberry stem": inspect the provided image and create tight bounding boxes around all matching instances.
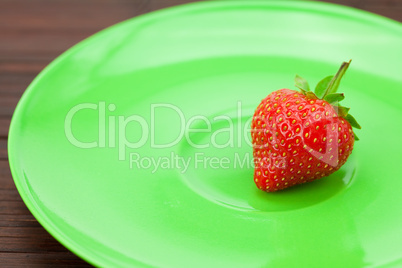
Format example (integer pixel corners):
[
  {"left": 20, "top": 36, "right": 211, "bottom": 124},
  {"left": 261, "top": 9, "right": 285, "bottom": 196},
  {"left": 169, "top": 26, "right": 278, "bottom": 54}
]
[{"left": 322, "top": 60, "right": 351, "bottom": 98}]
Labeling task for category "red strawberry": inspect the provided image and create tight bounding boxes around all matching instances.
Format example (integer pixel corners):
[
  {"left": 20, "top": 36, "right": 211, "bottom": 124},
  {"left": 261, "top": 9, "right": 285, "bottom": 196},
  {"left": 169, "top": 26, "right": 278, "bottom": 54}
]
[{"left": 251, "top": 60, "right": 361, "bottom": 192}]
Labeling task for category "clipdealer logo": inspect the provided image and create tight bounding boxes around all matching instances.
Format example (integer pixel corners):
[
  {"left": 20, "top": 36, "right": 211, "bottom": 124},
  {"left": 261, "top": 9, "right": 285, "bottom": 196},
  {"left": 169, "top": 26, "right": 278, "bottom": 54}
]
[{"left": 64, "top": 102, "right": 255, "bottom": 172}]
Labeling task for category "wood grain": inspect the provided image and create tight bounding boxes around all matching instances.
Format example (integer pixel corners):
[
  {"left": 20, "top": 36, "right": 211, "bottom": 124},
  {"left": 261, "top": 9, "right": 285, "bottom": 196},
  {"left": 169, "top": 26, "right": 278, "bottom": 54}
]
[
  {"left": 0, "top": 214, "right": 42, "bottom": 228},
  {"left": 0, "top": 118, "right": 11, "bottom": 138},
  {"left": 0, "top": 161, "right": 16, "bottom": 190},
  {"left": 0, "top": 252, "right": 91, "bottom": 267},
  {"left": 0, "top": 140, "right": 7, "bottom": 160},
  {"left": 0, "top": 0, "right": 400, "bottom": 267}
]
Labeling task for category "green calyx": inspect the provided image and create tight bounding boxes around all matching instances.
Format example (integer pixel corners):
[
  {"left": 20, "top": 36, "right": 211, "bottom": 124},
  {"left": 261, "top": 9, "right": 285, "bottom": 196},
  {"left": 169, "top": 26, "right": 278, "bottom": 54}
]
[{"left": 295, "top": 60, "right": 361, "bottom": 140}]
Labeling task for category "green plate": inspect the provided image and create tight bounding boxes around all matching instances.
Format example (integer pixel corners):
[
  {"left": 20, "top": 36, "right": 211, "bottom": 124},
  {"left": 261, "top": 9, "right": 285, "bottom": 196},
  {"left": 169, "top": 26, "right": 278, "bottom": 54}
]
[{"left": 8, "top": 1, "right": 402, "bottom": 267}]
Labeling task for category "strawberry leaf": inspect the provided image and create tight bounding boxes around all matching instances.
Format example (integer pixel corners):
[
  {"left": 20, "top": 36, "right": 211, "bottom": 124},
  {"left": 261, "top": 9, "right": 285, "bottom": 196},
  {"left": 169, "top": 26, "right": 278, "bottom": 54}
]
[
  {"left": 344, "top": 114, "right": 362, "bottom": 129},
  {"left": 353, "top": 132, "right": 360, "bottom": 141},
  {"left": 305, "top": 91, "right": 318, "bottom": 99},
  {"left": 295, "top": 75, "right": 310, "bottom": 94},
  {"left": 315, "top": 76, "right": 333, "bottom": 99},
  {"left": 292, "top": 60, "right": 361, "bottom": 141},
  {"left": 337, "top": 106, "right": 350, "bottom": 117},
  {"left": 324, "top": 93, "right": 344, "bottom": 104}
]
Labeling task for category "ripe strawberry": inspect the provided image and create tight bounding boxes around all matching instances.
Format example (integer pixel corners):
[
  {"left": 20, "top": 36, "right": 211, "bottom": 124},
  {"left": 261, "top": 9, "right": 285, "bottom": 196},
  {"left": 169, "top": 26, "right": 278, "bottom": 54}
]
[{"left": 251, "top": 60, "right": 361, "bottom": 192}]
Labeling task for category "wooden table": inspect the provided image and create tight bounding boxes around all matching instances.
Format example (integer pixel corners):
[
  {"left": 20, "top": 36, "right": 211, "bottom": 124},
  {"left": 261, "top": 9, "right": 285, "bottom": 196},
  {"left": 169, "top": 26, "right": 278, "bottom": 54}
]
[{"left": 1, "top": 0, "right": 400, "bottom": 266}]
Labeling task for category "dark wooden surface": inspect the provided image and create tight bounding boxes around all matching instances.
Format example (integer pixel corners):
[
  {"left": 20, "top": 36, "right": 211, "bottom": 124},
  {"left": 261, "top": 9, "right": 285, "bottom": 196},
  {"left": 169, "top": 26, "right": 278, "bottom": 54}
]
[{"left": 1, "top": 0, "right": 400, "bottom": 267}]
